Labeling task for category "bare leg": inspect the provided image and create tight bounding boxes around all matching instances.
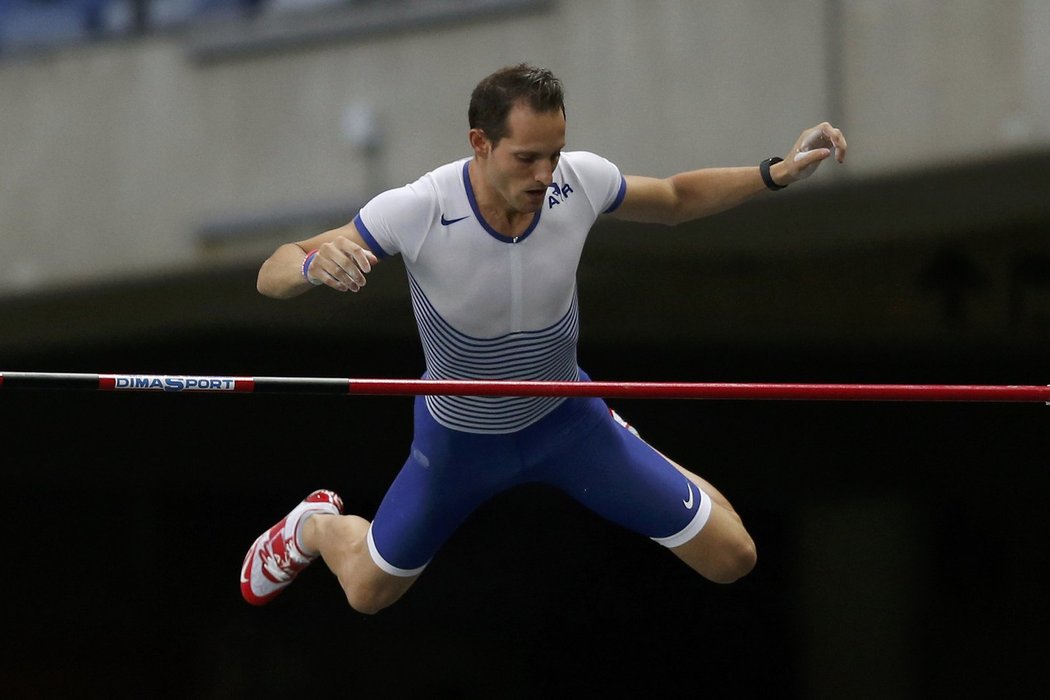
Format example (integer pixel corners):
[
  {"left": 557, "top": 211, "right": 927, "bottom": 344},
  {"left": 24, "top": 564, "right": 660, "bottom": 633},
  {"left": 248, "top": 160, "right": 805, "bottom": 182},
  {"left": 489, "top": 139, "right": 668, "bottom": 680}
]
[
  {"left": 662, "top": 454, "right": 757, "bottom": 583},
  {"left": 301, "top": 514, "right": 419, "bottom": 615}
]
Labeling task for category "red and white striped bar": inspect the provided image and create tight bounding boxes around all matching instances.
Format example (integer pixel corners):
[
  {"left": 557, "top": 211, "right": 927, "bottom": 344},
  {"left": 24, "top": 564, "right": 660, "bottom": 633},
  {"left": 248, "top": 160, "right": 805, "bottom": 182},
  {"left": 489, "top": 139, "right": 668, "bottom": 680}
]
[{"left": 1, "top": 371, "right": 1048, "bottom": 403}]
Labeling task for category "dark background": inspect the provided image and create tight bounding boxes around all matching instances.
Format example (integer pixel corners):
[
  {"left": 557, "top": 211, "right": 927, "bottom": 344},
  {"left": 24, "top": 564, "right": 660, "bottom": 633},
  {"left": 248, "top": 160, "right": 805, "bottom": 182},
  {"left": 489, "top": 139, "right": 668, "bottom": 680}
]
[{"left": 2, "top": 158, "right": 1048, "bottom": 698}]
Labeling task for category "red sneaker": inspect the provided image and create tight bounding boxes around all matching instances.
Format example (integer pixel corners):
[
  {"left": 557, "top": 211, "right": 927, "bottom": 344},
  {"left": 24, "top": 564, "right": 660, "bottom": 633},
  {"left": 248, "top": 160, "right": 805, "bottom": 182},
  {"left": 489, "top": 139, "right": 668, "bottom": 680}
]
[{"left": 240, "top": 489, "right": 344, "bottom": 606}]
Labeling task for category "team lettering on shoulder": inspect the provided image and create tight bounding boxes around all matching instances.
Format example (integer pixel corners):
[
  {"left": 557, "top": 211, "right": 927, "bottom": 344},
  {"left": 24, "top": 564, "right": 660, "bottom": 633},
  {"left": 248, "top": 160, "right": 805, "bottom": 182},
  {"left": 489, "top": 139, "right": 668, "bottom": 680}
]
[{"left": 547, "top": 181, "right": 574, "bottom": 209}]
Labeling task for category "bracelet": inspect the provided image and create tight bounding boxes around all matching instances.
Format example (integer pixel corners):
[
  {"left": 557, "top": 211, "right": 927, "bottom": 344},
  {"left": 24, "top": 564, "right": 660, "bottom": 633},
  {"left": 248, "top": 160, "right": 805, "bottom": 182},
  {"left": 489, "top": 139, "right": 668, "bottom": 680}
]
[
  {"left": 301, "top": 249, "right": 322, "bottom": 285},
  {"left": 760, "top": 157, "right": 787, "bottom": 191}
]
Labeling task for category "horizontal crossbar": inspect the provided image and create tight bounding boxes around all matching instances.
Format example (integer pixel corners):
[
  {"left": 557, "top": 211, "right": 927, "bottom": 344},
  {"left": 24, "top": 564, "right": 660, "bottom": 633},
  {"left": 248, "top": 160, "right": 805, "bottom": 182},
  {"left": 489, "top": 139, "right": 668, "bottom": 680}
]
[{"left": 2, "top": 372, "right": 1048, "bottom": 403}]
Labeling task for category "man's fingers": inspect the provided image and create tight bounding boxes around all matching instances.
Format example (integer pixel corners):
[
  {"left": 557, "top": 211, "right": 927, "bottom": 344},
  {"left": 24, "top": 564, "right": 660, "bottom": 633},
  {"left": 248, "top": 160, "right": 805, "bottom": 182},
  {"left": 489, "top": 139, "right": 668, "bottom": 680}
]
[
  {"left": 352, "top": 249, "right": 376, "bottom": 274},
  {"left": 811, "top": 123, "right": 847, "bottom": 161},
  {"left": 309, "top": 253, "right": 361, "bottom": 292},
  {"left": 799, "top": 123, "right": 845, "bottom": 150},
  {"left": 315, "top": 239, "right": 378, "bottom": 292},
  {"left": 793, "top": 147, "right": 831, "bottom": 164},
  {"left": 822, "top": 126, "right": 847, "bottom": 161},
  {"left": 790, "top": 122, "right": 848, "bottom": 176},
  {"left": 336, "top": 257, "right": 367, "bottom": 287}
]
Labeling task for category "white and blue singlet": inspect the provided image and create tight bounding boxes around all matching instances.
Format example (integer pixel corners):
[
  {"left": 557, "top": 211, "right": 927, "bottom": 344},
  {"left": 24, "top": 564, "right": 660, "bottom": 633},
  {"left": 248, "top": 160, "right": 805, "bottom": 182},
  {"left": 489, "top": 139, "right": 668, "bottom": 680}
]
[{"left": 354, "top": 152, "right": 712, "bottom": 575}]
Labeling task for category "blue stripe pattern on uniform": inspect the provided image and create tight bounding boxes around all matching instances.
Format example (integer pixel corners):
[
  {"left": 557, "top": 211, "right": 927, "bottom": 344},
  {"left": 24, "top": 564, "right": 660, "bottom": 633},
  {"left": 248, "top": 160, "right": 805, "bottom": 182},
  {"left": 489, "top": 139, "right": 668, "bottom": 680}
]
[{"left": 407, "top": 273, "right": 580, "bottom": 433}]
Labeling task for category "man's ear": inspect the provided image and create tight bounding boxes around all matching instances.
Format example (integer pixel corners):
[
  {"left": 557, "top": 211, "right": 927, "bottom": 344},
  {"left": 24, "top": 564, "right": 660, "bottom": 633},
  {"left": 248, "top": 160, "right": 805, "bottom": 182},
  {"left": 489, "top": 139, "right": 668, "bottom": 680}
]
[{"left": 468, "top": 128, "right": 491, "bottom": 157}]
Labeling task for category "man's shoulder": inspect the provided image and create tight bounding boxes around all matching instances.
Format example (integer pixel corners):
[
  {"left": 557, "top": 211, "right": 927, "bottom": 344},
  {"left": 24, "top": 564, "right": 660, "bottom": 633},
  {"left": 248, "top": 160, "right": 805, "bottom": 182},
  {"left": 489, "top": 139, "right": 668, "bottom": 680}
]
[
  {"left": 414, "top": 157, "right": 470, "bottom": 192},
  {"left": 362, "top": 158, "right": 469, "bottom": 228},
  {"left": 561, "top": 150, "right": 613, "bottom": 164},
  {"left": 553, "top": 152, "right": 625, "bottom": 216},
  {"left": 370, "top": 158, "right": 465, "bottom": 209},
  {"left": 558, "top": 151, "right": 620, "bottom": 178},
  {"left": 561, "top": 150, "right": 605, "bottom": 159}
]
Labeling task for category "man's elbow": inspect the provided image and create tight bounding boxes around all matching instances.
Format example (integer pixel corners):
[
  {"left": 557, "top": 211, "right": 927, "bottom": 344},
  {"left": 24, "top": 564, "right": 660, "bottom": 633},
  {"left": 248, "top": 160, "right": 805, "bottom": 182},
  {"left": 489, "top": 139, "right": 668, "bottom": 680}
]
[
  {"left": 652, "top": 204, "right": 690, "bottom": 227},
  {"left": 662, "top": 210, "right": 689, "bottom": 227},
  {"left": 256, "top": 277, "right": 275, "bottom": 298},
  {"left": 256, "top": 268, "right": 293, "bottom": 299}
]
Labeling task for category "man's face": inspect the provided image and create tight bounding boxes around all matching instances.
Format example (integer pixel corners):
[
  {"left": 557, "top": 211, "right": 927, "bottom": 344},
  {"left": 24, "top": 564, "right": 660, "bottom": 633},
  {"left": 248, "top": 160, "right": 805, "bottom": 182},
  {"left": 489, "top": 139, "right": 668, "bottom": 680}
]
[{"left": 483, "top": 103, "right": 566, "bottom": 214}]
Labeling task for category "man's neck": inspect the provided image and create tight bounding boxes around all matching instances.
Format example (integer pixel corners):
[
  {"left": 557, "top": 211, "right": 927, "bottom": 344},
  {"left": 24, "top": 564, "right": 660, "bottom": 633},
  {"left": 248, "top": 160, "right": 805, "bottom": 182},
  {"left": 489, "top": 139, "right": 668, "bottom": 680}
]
[{"left": 468, "top": 160, "right": 534, "bottom": 237}]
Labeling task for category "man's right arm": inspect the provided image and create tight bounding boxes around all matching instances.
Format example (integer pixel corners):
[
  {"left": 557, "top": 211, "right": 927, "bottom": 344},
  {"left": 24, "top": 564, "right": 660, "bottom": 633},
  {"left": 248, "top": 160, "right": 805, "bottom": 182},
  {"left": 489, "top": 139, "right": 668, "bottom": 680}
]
[{"left": 257, "top": 220, "right": 379, "bottom": 299}]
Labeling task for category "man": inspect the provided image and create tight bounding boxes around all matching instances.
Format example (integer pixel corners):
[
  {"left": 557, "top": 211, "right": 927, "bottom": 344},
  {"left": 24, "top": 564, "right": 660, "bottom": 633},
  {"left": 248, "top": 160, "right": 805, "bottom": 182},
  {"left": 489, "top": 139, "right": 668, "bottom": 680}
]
[{"left": 242, "top": 63, "right": 847, "bottom": 613}]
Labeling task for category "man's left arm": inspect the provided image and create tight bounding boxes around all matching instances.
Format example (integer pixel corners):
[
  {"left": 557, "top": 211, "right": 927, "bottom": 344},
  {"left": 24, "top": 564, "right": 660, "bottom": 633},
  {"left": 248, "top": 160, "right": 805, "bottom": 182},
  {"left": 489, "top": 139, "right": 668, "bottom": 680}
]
[{"left": 611, "top": 122, "right": 847, "bottom": 226}]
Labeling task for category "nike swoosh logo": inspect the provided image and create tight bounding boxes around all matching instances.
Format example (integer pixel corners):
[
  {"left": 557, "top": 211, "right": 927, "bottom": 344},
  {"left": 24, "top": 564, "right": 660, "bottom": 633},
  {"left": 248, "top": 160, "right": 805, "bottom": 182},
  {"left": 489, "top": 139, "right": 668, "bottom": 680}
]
[
  {"left": 440, "top": 214, "right": 470, "bottom": 225},
  {"left": 683, "top": 484, "right": 695, "bottom": 510}
]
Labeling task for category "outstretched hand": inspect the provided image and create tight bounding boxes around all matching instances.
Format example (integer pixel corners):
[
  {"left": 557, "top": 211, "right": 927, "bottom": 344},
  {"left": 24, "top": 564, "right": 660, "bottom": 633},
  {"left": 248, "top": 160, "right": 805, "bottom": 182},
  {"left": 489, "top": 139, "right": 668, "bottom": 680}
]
[{"left": 779, "top": 122, "right": 847, "bottom": 185}]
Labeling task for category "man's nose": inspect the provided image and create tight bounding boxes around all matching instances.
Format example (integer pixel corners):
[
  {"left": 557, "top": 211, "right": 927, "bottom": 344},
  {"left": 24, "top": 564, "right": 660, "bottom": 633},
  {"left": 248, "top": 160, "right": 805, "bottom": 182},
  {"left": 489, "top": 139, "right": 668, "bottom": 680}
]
[{"left": 533, "top": 160, "right": 554, "bottom": 184}]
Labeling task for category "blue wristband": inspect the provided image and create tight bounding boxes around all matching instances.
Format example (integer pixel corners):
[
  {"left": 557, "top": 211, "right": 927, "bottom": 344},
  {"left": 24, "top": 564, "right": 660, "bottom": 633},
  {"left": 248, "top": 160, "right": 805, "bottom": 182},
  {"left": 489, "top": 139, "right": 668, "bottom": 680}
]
[{"left": 302, "top": 250, "right": 321, "bottom": 285}]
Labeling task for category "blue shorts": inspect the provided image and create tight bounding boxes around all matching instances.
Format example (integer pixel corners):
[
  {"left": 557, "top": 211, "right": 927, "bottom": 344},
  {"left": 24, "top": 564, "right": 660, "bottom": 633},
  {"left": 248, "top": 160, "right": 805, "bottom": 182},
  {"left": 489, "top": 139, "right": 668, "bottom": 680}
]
[{"left": 367, "top": 390, "right": 712, "bottom": 575}]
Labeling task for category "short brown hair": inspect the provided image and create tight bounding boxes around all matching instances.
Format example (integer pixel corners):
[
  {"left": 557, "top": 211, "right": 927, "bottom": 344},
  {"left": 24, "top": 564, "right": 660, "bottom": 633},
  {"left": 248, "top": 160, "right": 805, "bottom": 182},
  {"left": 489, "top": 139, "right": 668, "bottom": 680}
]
[{"left": 468, "top": 63, "right": 565, "bottom": 144}]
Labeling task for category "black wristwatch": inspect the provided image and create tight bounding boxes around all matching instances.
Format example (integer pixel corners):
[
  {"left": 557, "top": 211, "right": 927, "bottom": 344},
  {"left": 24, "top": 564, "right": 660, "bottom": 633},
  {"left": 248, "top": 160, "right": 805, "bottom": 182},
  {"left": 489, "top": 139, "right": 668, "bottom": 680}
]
[{"left": 760, "top": 157, "right": 786, "bottom": 191}]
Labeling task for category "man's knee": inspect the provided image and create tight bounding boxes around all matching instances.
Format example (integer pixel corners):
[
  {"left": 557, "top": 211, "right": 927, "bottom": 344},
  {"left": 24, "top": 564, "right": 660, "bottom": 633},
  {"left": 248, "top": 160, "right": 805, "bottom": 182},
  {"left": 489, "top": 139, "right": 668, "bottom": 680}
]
[
  {"left": 343, "top": 581, "right": 405, "bottom": 615},
  {"left": 709, "top": 535, "right": 757, "bottom": 583},
  {"left": 340, "top": 566, "right": 419, "bottom": 615},
  {"left": 676, "top": 528, "right": 757, "bottom": 584}
]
